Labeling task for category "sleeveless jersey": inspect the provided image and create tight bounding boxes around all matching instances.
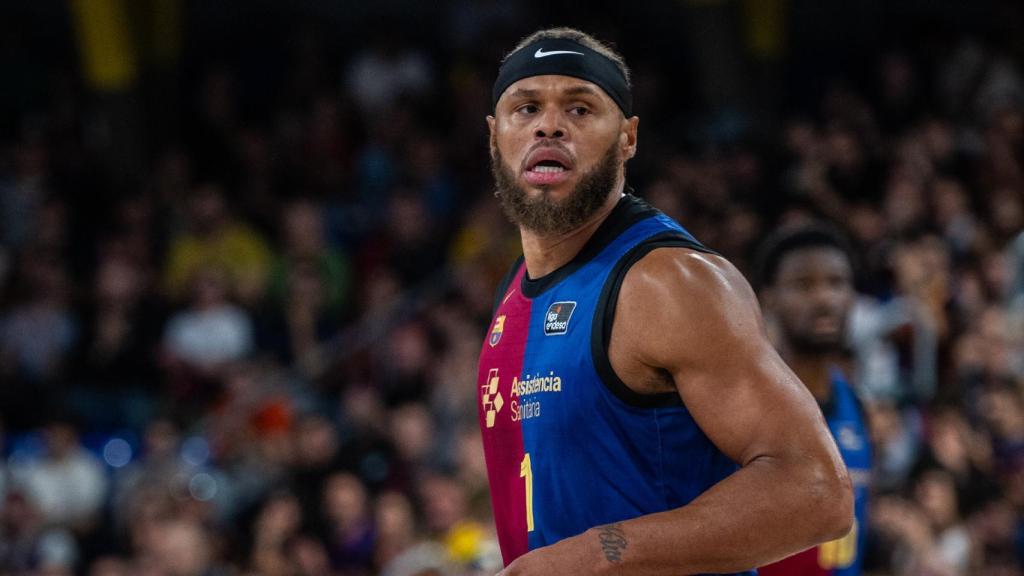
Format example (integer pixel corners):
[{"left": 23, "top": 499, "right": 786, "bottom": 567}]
[
  {"left": 758, "top": 369, "right": 872, "bottom": 576},
  {"left": 477, "top": 194, "right": 753, "bottom": 575}
]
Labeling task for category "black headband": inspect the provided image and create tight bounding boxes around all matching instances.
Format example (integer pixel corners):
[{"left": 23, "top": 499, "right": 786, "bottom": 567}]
[{"left": 492, "top": 38, "right": 632, "bottom": 117}]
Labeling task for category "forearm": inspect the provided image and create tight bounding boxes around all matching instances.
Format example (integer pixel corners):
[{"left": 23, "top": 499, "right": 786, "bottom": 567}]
[{"left": 571, "top": 456, "right": 852, "bottom": 575}]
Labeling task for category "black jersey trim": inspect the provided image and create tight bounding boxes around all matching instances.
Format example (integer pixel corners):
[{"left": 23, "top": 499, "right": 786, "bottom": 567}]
[
  {"left": 520, "top": 194, "right": 660, "bottom": 299},
  {"left": 491, "top": 255, "right": 525, "bottom": 316},
  {"left": 591, "top": 232, "right": 719, "bottom": 409}
]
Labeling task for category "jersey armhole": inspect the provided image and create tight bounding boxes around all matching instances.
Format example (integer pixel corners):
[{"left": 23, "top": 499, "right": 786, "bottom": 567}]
[{"left": 591, "top": 232, "right": 719, "bottom": 409}]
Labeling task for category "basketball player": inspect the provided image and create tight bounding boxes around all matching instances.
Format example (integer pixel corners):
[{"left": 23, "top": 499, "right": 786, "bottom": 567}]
[
  {"left": 479, "top": 28, "right": 853, "bottom": 575},
  {"left": 756, "top": 226, "right": 871, "bottom": 576}
]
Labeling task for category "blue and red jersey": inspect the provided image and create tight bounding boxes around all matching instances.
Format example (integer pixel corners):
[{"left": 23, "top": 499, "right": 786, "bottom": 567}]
[
  {"left": 758, "top": 370, "right": 872, "bottom": 576},
  {"left": 477, "top": 194, "right": 753, "bottom": 575}
]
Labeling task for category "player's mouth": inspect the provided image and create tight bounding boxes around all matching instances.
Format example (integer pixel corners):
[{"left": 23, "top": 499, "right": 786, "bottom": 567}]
[
  {"left": 811, "top": 314, "right": 842, "bottom": 335},
  {"left": 524, "top": 148, "right": 574, "bottom": 187}
]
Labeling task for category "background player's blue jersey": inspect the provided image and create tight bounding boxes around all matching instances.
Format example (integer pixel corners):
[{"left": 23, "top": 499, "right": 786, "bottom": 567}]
[
  {"left": 477, "top": 194, "right": 754, "bottom": 575},
  {"left": 759, "top": 369, "right": 871, "bottom": 576}
]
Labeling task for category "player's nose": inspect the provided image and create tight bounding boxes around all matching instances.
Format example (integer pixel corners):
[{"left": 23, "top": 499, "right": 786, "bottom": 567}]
[
  {"left": 533, "top": 107, "right": 566, "bottom": 139},
  {"left": 810, "top": 284, "right": 846, "bottom": 314}
]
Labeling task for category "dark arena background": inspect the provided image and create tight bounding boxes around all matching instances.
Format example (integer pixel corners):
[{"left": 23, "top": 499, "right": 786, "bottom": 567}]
[{"left": 2, "top": 1, "right": 1024, "bottom": 574}]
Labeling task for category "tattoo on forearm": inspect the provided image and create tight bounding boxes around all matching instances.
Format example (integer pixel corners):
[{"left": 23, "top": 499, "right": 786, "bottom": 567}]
[{"left": 597, "top": 523, "right": 627, "bottom": 563}]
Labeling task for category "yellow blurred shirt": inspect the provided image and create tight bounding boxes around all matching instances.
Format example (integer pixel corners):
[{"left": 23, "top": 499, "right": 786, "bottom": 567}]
[{"left": 163, "top": 222, "right": 272, "bottom": 302}]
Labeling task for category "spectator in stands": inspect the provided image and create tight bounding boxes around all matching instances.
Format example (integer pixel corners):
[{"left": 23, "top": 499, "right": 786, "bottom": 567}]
[
  {"left": 260, "top": 198, "right": 349, "bottom": 376},
  {"left": 69, "top": 252, "right": 161, "bottom": 430},
  {"left": 248, "top": 491, "right": 304, "bottom": 576},
  {"left": 0, "top": 489, "right": 79, "bottom": 575},
  {"left": 111, "top": 418, "right": 188, "bottom": 533},
  {"left": 8, "top": 416, "right": 107, "bottom": 531},
  {"left": 0, "top": 252, "right": 76, "bottom": 429},
  {"left": 322, "top": 472, "right": 375, "bottom": 574},
  {"left": 163, "top": 183, "right": 271, "bottom": 306},
  {"left": 345, "top": 30, "right": 433, "bottom": 120},
  {"left": 163, "top": 265, "right": 254, "bottom": 371}
]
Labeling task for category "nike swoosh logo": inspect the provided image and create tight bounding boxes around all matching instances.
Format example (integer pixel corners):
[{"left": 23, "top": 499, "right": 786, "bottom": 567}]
[
  {"left": 502, "top": 289, "right": 517, "bottom": 305},
  {"left": 534, "top": 48, "right": 584, "bottom": 58}
]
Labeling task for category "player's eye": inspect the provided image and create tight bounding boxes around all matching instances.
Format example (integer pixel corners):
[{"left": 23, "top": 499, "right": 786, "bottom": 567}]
[
  {"left": 517, "top": 104, "right": 539, "bottom": 115},
  {"left": 794, "top": 278, "right": 815, "bottom": 291},
  {"left": 570, "top": 106, "right": 590, "bottom": 116}
]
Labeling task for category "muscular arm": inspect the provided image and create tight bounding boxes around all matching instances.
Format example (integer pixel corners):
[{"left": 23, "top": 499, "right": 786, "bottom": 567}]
[{"left": 502, "top": 248, "right": 853, "bottom": 575}]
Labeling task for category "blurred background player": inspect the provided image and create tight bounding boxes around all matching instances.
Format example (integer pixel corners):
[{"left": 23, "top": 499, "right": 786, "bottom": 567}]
[{"left": 756, "top": 225, "right": 872, "bottom": 576}]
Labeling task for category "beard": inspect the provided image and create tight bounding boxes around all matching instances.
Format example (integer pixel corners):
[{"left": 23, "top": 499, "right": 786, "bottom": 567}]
[
  {"left": 491, "top": 140, "right": 621, "bottom": 235},
  {"left": 779, "top": 319, "right": 847, "bottom": 356}
]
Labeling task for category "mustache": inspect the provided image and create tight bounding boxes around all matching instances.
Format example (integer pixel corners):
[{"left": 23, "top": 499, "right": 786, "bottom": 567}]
[{"left": 808, "top": 307, "right": 845, "bottom": 320}]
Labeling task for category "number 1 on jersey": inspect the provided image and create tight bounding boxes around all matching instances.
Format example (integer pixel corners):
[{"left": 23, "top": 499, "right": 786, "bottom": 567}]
[{"left": 520, "top": 453, "right": 535, "bottom": 532}]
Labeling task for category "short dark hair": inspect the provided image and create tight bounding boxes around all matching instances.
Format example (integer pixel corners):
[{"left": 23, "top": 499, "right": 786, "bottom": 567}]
[
  {"left": 504, "top": 27, "right": 631, "bottom": 89},
  {"left": 754, "top": 224, "right": 856, "bottom": 290}
]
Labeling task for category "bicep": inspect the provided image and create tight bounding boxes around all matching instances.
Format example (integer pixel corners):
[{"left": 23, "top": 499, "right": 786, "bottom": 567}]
[
  {"left": 675, "top": 333, "right": 830, "bottom": 467},
  {"left": 619, "top": 250, "right": 836, "bottom": 466}
]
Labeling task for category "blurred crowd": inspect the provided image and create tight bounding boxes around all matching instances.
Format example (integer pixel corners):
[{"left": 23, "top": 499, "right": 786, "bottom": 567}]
[{"left": 1, "top": 2, "right": 1024, "bottom": 575}]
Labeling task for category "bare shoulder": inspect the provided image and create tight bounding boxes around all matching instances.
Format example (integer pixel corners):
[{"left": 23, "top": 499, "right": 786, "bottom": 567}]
[
  {"left": 617, "top": 247, "right": 762, "bottom": 329},
  {"left": 613, "top": 247, "right": 765, "bottom": 371}
]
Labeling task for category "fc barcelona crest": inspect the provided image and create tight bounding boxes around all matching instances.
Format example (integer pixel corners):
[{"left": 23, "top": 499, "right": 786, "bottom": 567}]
[{"left": 489, "top": 315, "right": 506, "bottom": 347}]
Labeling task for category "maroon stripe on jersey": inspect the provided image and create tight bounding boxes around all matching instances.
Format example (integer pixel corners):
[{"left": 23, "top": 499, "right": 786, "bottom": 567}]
[{"left": 478, "top": 265, "right": 530, "bottom": 565}]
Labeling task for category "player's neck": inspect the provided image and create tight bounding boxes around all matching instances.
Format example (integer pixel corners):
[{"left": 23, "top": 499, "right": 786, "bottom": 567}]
[
  {"left": 519, "top": 184, "right": 624, "bottom": 279},
  {"left": 785, "top": 350, "right": 835, "bottom": 404}
]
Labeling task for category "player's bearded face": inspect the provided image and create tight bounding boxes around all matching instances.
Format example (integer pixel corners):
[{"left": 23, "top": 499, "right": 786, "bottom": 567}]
[
  {"left": 772, "top": 250, "right": 854, "bottom": 354},
  {"left": 491, "top": 139, "right": 620, "bottom": 235}
]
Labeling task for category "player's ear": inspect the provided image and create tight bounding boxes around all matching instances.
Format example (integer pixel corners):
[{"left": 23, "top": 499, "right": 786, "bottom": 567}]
[
  {"left": 621, "top": 116, "right": 639, "bottom": 160},
  {"left": 487, "top": 115, "right": 497, "bottom": 160}
]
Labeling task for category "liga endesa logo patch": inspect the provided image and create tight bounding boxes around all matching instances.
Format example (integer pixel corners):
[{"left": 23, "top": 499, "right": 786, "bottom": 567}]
[{"left": 543, "top": 301, "right": 576, "bottom": 335}]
